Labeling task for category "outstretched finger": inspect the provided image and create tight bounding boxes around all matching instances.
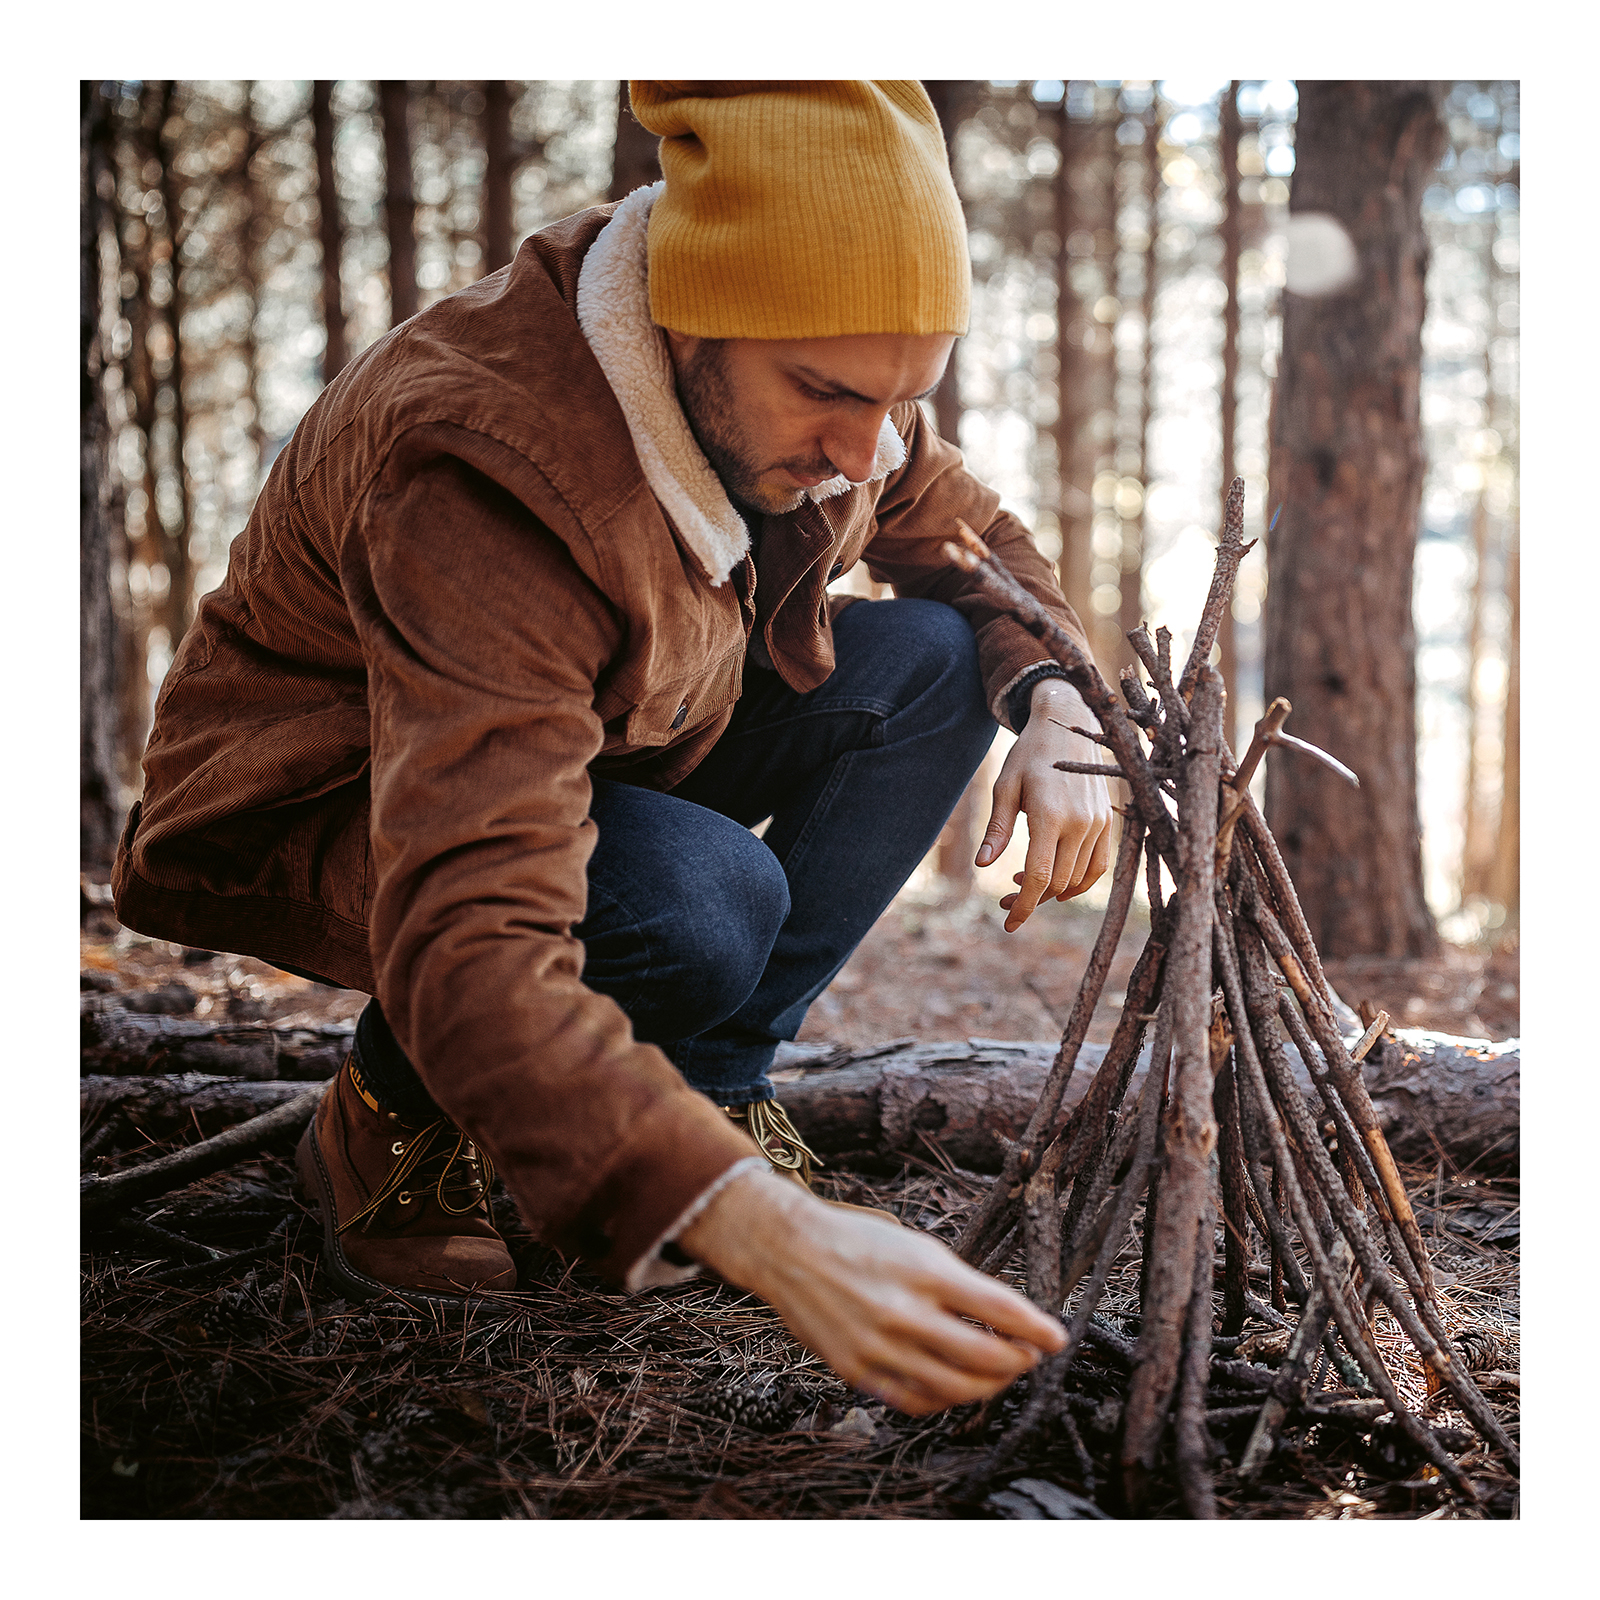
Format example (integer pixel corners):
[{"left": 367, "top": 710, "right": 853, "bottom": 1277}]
[
  {"left": 1004, "top": 829, "right": 1059, "bottom": 932},
  {"left": 930, "top": 1269, "right": 1067, "bottom": 1355},
  {"left": 976, "top": 771, "right": 1021, "bottom": 870},
  {"left": 1072, "top": 812, "right": 1115, "bottom": 896},
  {"left": 861, "top": 1340, "right": 1032, "bottom": 1414},
  {"left": 1063, "top": 824, "right": 1099, "bottom": 897},
  {"left": 860, "top": 1366, "right": 971, "bottom": 1418},
  {"left": 889, "top": 1305, "right": 1047, "bottom": 1380}
]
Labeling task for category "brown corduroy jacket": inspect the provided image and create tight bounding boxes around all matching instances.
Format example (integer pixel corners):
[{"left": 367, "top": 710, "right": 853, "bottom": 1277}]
[{"left": 113, "top": 201, "right": 1088, "bottom": 1286}]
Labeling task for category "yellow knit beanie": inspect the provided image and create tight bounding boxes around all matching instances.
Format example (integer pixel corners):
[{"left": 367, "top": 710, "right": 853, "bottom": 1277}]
[{"left": 627, "top": 80, "right": 970, "bottom": 340}]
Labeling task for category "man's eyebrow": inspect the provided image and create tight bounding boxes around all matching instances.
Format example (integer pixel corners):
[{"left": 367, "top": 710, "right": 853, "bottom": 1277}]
[{"left": 793, "top": 366, "right": 942, "bottom": 405}]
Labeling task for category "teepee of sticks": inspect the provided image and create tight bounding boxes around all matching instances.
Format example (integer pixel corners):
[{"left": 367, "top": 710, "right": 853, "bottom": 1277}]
[{"left": 940, "top": 481, "right": 1519, "bottom": 1518}]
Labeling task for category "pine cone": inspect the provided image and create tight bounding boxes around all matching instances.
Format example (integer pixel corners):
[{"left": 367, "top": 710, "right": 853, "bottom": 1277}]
[
  {"left": 686, "top": 1370, "right": 798, "bottom": 1433},
  {"left": 199, "top": 1283, "right": 268, "bottom": 1344},
  {"left": 1453, "top": 1326, "right": 1505, "bottom": 1372}
]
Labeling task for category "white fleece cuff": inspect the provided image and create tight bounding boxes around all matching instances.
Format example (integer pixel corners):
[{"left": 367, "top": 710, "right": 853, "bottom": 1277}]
[{"left": 623, "top": 1155, "right": 770, "bottom": 1292}]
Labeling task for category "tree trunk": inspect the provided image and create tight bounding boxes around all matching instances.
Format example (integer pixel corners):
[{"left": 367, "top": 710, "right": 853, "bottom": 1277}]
[
  {"left": 923, "top": 80, "right": 982, "bottom": 892},
  {"left": 1052, "top": 93, "right": 1095, "bottom": 655},
  {"left": 312, "top": 81, "right": 348, "bottom": 381},
  {"left": 1460, "top": 489, "right": 1493, "bottom": 899},
  {"left": 607, "top": 80, "right": 661, "bottom": 203},
  {"left": 235, "top": 88, "right": 268, "bottom": 478},
  {"left": 1086, "top": 106, "right": 1122, "bottom": 675},
  {"left": 113, "top": 93, "right": 160, "bottom": 788},
  {"left": 81, "top": 81, "right": 121, "bottom": 873},
  {"left": 154, "top": 81, "right": 194, "bottom": 646},
  {"left": 1467, "top": 201, "right": 1517, "bottom": 925},
  {"left": 1217, "top": 83, "right": 1243, "bottom": 750},
  {"left": 379, "top": 80, "right": 417, "bottom": 327},
  {"left": 1487, "top": 530, "right": 1518, "bottom": 917},
  {"left": 483, "top": 80, "right": 515, "bottom": 271},
  {"left": 1118, "top": 108, "right": 1158, "bottom": 683},
  {"left": 1262, "top": 81, "right": 1445, "bottom": 958}
]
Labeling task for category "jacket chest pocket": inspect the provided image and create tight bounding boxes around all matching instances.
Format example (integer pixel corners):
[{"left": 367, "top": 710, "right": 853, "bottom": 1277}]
[{"left": 623, "top": 644, "right": 744, "bottom": 747}]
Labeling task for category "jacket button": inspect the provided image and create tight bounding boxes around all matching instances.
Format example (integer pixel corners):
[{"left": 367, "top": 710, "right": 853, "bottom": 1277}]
[
  {"left": 670, "top": 703, "right": 688, "bottom": 730},
  {"left": 828, "top": 560, "right": 844, "bottom": 579}
]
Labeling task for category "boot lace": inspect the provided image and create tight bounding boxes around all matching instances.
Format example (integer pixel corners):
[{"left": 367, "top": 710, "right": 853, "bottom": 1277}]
[
  {"left": 727, "top": 1099, "right": 823, "bottom": 1187},
  {"left": 338, "top": 1120, "right": 496, "bottom": 1236}
]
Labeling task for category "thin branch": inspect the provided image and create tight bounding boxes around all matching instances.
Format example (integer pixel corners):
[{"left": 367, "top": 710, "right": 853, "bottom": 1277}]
[
  {"left": 1177, "top": 475, "right": 1254, "bottom": 701},
  {"left": 80, "top": 1085, "right": 324, "bottom": 1219}
]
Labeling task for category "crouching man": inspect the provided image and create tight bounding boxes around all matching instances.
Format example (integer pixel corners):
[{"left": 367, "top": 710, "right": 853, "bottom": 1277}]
[{"left": 114, "top": 81, "right": 1112, "bottom": 1416}]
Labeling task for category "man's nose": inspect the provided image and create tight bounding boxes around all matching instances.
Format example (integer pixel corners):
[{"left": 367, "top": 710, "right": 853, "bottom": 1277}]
[{"left": 822, "top": 411, "right": 889, "bottom": 486}]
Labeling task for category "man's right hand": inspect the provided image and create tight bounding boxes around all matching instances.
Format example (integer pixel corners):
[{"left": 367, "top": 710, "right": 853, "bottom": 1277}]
[{"left": 678, "top": 1166, "right": 1065, "bottom": 1416}]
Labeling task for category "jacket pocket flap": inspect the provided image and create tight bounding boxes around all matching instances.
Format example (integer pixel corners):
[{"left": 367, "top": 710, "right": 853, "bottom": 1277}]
[{"left": 623, "top": 649, "right": 743, "bottom": 747}]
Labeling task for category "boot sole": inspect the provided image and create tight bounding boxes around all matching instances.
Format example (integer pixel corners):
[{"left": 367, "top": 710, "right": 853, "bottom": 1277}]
[{"left": 295, "top": 1110, "right": 507, "bottom": 1310}]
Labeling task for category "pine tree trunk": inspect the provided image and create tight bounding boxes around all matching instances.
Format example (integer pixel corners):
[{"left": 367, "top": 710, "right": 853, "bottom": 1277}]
[
  {"left": 1487, "top": 532, "right": 1518, "bottom": 918},
  {"left": 379, "top": 81, "right": 417, "bottom": 326},
  {"left": 1263, "top": 81, "right": 1445, "bottom": 958},
  {"left": 312, "top": 81, "right": 347, "bottom": 382},
  {"left": 1464, "top": 207, "right": 1515, "bottom": 918},
  {"left": 115, "top": 94, "right": 160, "bottom": 783},
  {"left": 154, "top": 82, "right": 194, "bottom": 646},
  {"left": 1460, "top": 490, "right": 1493, "bottom": 899},
  {"left": 1118, "top": 108, "right": 1158, "bottom": 682},
  {"left": 1217, "top": 83, "right": 1243, "bottom": 750},
  {"left": 81, "top": 81, "right": 121, "bottom": 873},
  {"left": 1052, "top": 94, "right": 1095, "bottom": 650},
  {"left": 923, "top": 80, "right": 981, "bottom": 891},
  {"left": 483, "top": 80, "right": 515, "bottom": 271},
  {"left": 235, "top": 88, "right": 268, "bottom": 480},
  {"left": 608, "top": 80, "right": 661, "bottom": 202}
]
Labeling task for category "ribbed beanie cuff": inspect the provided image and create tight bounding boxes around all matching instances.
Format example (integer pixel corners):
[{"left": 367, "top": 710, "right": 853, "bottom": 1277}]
[{"left": 629, "top": 80, "right": 970, "bottom": 340}]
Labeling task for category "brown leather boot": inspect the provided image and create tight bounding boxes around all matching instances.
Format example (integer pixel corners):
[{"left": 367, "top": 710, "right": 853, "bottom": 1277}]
[
  {"left": 296, "top": 1056, "right": 517, "bottom": 1304},
  {"left": 723, "top": 1099, "right": 901, "bottom": 1226}
]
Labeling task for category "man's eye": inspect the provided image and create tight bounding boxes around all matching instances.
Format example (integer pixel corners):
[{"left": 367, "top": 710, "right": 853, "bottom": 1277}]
[{"left": 798, "top": 382, "right": 845, "bottom": 403}]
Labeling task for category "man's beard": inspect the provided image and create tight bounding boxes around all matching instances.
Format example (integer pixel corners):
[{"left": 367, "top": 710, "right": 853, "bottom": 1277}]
[{"left": 672, "top": 340, "right": 832, "bottom": 516}]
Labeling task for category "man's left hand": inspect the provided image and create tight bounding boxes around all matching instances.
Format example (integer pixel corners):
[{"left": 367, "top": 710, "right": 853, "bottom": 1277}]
[{"left": 975, "top": 679, "right": 1114, "bottom": 932}]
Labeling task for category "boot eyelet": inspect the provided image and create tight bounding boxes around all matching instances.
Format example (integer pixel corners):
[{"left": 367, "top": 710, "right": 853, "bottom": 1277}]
[
  {"left": 391, "top": 1141, "right": 406, "bottom": 1155},
  {"left": 397, "top": 1192, "right": 413, "bottom": 1205}
]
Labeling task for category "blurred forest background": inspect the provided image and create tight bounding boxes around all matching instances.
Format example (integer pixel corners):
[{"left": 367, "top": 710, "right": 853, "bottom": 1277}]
[{"left": 79, "top": 78, "right": 1520, "bottom": 964}]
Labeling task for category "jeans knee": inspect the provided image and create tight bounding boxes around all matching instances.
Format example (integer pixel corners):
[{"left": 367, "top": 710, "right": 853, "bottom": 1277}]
[
  {"left": 646, "top": 831, "right": 790, "bottom": 1033},
  {"left": 859, "top": 600, "right": 985, "bottom": 713},
  {"left": 885, "top": 597, "right": 979, "bottom": 672}
]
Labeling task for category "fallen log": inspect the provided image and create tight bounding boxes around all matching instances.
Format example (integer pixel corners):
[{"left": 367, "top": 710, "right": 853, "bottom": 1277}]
[
  {"left": 769, "top": 1028, "right": 1518, "bottom": 1174},
  {"left": 82, "top": 1072, "right": 318, "bottom": 1137},
  {"left": 80, "top": 1085, "right": 324, "bottom": 1219},
  {"left": 83, "top": 1021, "right": 1515, "bottom": 1175},
  {"left": 83, "top": 1027, "right": 1517, "bottom": 1170},
  {"left": 81, "top": 1000, "right": 353, "bottom": 1080}
]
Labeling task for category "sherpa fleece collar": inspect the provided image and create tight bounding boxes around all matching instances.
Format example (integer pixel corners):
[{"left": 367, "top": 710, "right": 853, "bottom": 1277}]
[{"left": 575, "top": 183, "right": 908, "bottom": 587}]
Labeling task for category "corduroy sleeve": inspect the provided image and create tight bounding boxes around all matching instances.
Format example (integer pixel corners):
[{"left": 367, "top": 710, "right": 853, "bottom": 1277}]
[
  {"left": 863, "top": 402, "right": 1097, "bottom": 728},
  {"left": 344, "top": 437, "right": 762, "bottom": 1287}
]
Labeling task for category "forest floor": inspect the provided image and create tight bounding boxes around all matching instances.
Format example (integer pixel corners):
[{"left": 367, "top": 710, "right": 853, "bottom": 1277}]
[{"left": 80, "top": 881, "right": 1519, "bottom": 1520}]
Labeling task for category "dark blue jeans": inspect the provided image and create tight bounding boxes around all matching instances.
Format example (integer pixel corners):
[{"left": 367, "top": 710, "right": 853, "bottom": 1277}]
[{"left": 350, "top": 598, "right": 996, "bottom": 1119}]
